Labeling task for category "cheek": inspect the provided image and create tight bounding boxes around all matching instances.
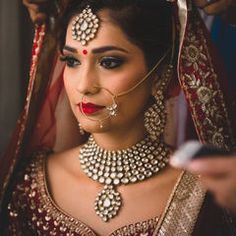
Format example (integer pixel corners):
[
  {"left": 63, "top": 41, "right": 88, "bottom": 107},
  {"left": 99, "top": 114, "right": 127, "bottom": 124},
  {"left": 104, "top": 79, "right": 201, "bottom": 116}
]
[
  {"left": 108, "top": 67, "right": 148, "bottom": 95},
  {"left": 63, "top": 71, "right": 77, "bottom": 104},
  {"left": 119, "top": 82, "right": 151, "bottom": 116},
  {"left": 63, "top": 76, "right": 71, "bottom": 99},
  {"left": 109, "top": 67, "right": 151, "bottom": 114}
]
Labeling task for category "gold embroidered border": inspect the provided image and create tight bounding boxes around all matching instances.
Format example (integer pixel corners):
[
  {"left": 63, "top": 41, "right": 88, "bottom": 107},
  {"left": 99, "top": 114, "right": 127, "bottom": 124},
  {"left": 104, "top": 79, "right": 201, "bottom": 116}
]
[
  {"left": 178, "top": 6, "right": 234, "bottom": 149},
  {"left": 153, "top": 172, "right": 205, "bottom": 235},
  {"left": 35, "top": 152, "right": 96, "bottom": 235}
]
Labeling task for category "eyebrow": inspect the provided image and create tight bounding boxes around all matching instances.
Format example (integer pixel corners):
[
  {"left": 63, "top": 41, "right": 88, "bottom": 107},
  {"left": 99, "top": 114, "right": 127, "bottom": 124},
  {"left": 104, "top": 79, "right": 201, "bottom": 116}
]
[
  {"left": 92, "top": 46, "right": 129, "bottom": 54},
  {"left": 63, "top": 45, "right": 77, "bottom": 53},
  {"left": 63, "top": 45, "right": 129, "bottom": 54}
]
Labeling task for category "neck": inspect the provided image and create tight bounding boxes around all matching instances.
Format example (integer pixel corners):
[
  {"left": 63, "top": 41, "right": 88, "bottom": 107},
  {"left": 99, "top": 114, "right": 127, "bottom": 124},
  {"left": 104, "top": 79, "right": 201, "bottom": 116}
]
[{"left": 91, "top": 119, "right": 147, "bottom": 150}]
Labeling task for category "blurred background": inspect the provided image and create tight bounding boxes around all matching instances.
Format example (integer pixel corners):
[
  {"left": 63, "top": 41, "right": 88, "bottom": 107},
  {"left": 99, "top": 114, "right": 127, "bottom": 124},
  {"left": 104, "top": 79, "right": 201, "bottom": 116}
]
[{"left": 0, "top": 1, "right": 33, "bottom": 155}]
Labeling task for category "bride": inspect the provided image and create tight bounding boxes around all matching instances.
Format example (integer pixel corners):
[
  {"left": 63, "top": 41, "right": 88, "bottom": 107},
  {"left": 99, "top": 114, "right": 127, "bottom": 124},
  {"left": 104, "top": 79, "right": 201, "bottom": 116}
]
[{"left": 1, "top": 0, "right": 236, "bottom": 235}]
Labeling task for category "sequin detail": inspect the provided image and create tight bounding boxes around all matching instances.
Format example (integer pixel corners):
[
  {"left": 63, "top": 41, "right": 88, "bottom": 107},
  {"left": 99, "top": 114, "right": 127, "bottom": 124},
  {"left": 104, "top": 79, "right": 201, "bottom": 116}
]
[{"left": 6, "top": 151, "right": 159, "bottom": 235}]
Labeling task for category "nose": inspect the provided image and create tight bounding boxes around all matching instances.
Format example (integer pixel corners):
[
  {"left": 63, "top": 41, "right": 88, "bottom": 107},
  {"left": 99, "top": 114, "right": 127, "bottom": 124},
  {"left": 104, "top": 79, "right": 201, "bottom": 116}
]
[{"left": 76, "top": 65, "right": 99, "bottom": 95}]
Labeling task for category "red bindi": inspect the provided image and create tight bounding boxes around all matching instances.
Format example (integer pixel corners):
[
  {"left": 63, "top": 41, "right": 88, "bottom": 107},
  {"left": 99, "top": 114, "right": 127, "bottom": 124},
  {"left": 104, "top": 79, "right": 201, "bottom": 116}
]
[{"left": 82, "top": 49, "right": 88, "bottom": 55}]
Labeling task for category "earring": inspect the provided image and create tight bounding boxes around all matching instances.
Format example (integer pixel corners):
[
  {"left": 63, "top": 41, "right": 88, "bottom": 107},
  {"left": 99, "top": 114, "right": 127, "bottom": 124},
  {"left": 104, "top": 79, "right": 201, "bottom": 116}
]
[
  {"left": 144, "top": 65, "right": 173, "bottom": 140},
  {"left": 78, "top": 122, "right": 85, "bottom": 135},
  {"left": 144, "top": 92, "right": 166, "bottom": 141}
]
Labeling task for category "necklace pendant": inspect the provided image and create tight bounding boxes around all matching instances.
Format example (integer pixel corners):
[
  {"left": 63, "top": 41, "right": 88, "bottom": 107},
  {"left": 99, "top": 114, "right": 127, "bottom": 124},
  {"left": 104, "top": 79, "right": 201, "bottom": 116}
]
[{"left": 94, "top": 185, "right": 122, "bottom": 222}]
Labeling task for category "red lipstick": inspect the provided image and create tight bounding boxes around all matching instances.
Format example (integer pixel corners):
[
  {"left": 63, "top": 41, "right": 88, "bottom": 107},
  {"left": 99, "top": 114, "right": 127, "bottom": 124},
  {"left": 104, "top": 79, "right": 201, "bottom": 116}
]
[{"left": 79, "top": 102, "right": 105, "bottom": 115}]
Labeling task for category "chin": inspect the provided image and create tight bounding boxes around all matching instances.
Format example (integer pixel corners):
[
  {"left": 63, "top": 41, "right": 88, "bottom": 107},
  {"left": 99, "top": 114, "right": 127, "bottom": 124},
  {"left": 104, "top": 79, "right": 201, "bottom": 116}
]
[{"left": 79, "top": 119, "right": 111, "bottom": 134}]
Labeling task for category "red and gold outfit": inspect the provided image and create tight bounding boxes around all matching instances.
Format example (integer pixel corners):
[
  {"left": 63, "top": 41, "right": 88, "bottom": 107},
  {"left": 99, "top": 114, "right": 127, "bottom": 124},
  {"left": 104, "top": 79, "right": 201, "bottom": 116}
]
[
  {"left": 0, "top": 0, "right": 236, "bottom": 235},
  {"left": 6, "top": 151, "right": 159, "bottom": 235}
]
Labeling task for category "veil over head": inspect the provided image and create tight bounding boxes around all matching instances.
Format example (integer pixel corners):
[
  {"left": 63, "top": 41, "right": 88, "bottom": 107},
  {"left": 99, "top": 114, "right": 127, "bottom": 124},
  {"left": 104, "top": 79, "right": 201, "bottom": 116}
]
[{"left": 0, "top": 0, "right": 235, "bottom": 227}]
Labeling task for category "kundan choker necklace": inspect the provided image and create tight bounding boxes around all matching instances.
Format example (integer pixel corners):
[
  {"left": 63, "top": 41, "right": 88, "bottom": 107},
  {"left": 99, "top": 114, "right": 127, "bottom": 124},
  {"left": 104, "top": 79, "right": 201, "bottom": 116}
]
[{"left": 79, "top": 135, "right": 170, "bottom": 222}]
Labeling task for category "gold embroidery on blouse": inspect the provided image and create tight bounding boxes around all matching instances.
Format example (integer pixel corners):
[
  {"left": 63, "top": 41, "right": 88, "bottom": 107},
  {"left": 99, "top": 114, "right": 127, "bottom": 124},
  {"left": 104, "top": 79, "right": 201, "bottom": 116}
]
[
  {"left": 32, "top": 151, "right": 159, "bottom": 235},
  {"left": 36, "top": 152, "right": 96, "bottom": 235},
  {"left": 153, "top": 172, "right": 205, "bottom": 235}
]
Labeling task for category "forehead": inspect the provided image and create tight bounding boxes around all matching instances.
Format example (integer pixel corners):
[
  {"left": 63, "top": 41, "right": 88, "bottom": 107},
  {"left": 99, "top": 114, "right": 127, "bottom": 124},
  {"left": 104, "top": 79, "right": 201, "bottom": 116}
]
[{"left": 65, "top": 10, "right": 139, "bottom": 52}]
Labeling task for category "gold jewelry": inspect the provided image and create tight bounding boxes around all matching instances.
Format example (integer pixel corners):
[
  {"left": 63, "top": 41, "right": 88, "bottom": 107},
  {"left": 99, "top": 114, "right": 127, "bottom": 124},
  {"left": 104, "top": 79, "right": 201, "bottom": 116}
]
[
  {"left": 144, "top": 64, "right": 174, "bottom": 140},
  {"left": 144, "top": 14, "right": 175, "bottom": 140},
  {"left": 79, "top": 135, "right": 170, "bottom": 222},
  {"left": 71, "top": 5, "right": 100, "bottom": 46},
  {"left": 80, "top": 87, "right": 118, "bottom": 129},
  {"left": 78, "top": 122, "right": 85, "bottom": 135}
]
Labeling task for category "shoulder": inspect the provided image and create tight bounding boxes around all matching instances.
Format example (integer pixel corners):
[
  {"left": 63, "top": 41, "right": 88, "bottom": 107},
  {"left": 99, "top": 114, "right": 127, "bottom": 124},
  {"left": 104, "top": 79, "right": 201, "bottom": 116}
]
[{"left": 47, "top": 145, "right": 84, "bottom": 180}]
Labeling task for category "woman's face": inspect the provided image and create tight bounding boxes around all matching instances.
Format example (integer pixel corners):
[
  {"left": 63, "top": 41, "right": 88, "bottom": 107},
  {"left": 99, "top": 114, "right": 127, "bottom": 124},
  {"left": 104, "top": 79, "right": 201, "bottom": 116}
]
[{"left": 63, "top": 10, "right": 153, "bottom": 134}]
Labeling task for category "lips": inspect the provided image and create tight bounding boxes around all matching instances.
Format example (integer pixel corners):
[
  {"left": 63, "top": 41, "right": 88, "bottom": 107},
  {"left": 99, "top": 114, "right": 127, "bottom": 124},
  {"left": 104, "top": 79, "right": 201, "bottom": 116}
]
[{"left": 79, "top": 102, "right": 105, "bottom": 115}]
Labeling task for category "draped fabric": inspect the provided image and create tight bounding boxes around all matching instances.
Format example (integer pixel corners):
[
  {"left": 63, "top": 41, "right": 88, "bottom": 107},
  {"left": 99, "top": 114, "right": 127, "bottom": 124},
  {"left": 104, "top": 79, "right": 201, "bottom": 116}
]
[
  {"left": 0, "top": 0, "right": 236, "bottom": 234},
  {"left": 0, "top": 1, "right": 32, "bottom": 156}
]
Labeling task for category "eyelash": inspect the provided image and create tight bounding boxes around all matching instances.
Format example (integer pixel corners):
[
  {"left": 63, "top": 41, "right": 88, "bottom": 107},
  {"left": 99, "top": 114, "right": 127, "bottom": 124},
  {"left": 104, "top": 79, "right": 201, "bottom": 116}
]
[
  {"left": 60, "top": 55, "right": 80, "bottom": 68},
  {"left": 60, "top": 55, "right": 125, "bottom": 69},
  {"left": 99, "top": 57, "right": 124, "bottom": 69}
]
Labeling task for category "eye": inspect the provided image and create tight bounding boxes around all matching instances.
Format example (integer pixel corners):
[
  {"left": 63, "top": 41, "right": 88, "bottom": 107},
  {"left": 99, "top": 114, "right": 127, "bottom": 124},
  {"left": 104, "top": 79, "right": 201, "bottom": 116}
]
[
  {"left": 100, "top": 57, "right": 124, "bottom": 69},
  {"left": 60, "top": 55, "right": 80, "bottom": 68}
]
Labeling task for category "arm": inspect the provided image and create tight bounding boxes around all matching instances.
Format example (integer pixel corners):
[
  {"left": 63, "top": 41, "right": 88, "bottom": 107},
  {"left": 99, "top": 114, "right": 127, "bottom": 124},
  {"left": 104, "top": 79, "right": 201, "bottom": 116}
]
[
  {"left": 194, "top": 0, "right": 236, "bottom": 25},
  {"left": 22, "top": 0, "right": 48, "bottom": 24}
]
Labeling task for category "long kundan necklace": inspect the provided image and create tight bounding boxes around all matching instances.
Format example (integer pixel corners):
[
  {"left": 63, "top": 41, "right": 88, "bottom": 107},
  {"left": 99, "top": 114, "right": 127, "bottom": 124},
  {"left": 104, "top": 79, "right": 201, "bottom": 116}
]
[{"left": 79, "top": 135, "right": 170, "bottom": 222}]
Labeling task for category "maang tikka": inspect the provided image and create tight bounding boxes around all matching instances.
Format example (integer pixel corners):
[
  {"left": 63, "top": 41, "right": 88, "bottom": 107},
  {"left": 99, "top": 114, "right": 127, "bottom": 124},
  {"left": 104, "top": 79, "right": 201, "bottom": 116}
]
[
  {"left": 144, "top": 64, "right": 174, "bottom": 140},
  {"left": 71, "top": 5, "right": 100, "bottom": 46}
]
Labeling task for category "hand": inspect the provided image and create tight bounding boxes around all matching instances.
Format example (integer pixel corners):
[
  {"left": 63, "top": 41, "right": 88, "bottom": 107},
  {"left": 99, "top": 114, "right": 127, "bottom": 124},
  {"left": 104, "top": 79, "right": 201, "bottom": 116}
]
[
  {"left": 186, "top": 156, "right": 236, "bottom": 212},
  {"left": 194, "top": 0, "right": 235, "bottom": 15},
  {"left": 22, "top": 0, "right": 48, "bottom": 24}
]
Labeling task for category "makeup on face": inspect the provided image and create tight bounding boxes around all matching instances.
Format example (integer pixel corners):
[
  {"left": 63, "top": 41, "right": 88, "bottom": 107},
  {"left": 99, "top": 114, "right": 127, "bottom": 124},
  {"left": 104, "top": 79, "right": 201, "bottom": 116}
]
[
  {"left": 78, "top": 102, "right": 105, "bottom": 115},
  {"left": 63, "top": 15, "right": 150, "bottom": 131},
  {"left": 62, "top": 45, "right": 129, "bottom": 56},
  {"left": 82, "top": 49, "right": 88, "bottom": 55},
  {"left": 60, "top": 45, "right": 129, "bottom": 70}
]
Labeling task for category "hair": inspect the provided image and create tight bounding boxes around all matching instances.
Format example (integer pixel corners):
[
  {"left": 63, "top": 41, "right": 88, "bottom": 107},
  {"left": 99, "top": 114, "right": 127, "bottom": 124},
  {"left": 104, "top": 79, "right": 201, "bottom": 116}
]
[{"left": 57, "top": 0, "right": 173, "bottom": 69}]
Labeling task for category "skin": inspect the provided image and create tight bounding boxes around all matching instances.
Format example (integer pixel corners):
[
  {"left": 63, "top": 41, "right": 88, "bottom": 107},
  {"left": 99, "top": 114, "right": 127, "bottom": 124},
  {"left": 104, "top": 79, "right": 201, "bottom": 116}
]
[
  {"left": 46, "top": 10, "right": 181, "bottom": 235},
  {"left": 22, "top": 0, "right": 47, "bottom": 24},
  {"left": 194, "top": 0, "right": 234, "bottom": 14},
  {"left": 194, "top": 0, "right": 236, "bottom": 24},
  {"left": 63, "top": 9, "right": 151, "bottom": 148}
]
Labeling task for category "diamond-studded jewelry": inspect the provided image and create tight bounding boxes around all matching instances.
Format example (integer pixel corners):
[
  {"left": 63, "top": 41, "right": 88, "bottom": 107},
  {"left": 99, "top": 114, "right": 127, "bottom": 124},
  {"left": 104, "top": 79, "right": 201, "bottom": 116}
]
[
  {"left": 71, "top": 5, "right": 100, "bottom": 46},
  {"left": 80, "top": 87, "right": 118, "bottom": 129},
  {"left": 144, "top": 64, "right": 174, "bottom": 140},
  {"left": 78, "top": 122, "right": 85, "bottom": 135},
  {"left": 79, "top": 135, "right": 170, "bottom": 222},
  {"left": 144, "top": 91, "right": 166, "bottom": 141},
  {"left": 106, "top": 98, "right": 118, "bottom": 117}
]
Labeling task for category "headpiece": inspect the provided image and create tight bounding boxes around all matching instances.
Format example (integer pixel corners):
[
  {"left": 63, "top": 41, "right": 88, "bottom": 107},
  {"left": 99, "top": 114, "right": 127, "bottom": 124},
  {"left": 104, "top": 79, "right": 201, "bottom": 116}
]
[{"left": 71, "top": 5, "right": 100, "bottom": 46}]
